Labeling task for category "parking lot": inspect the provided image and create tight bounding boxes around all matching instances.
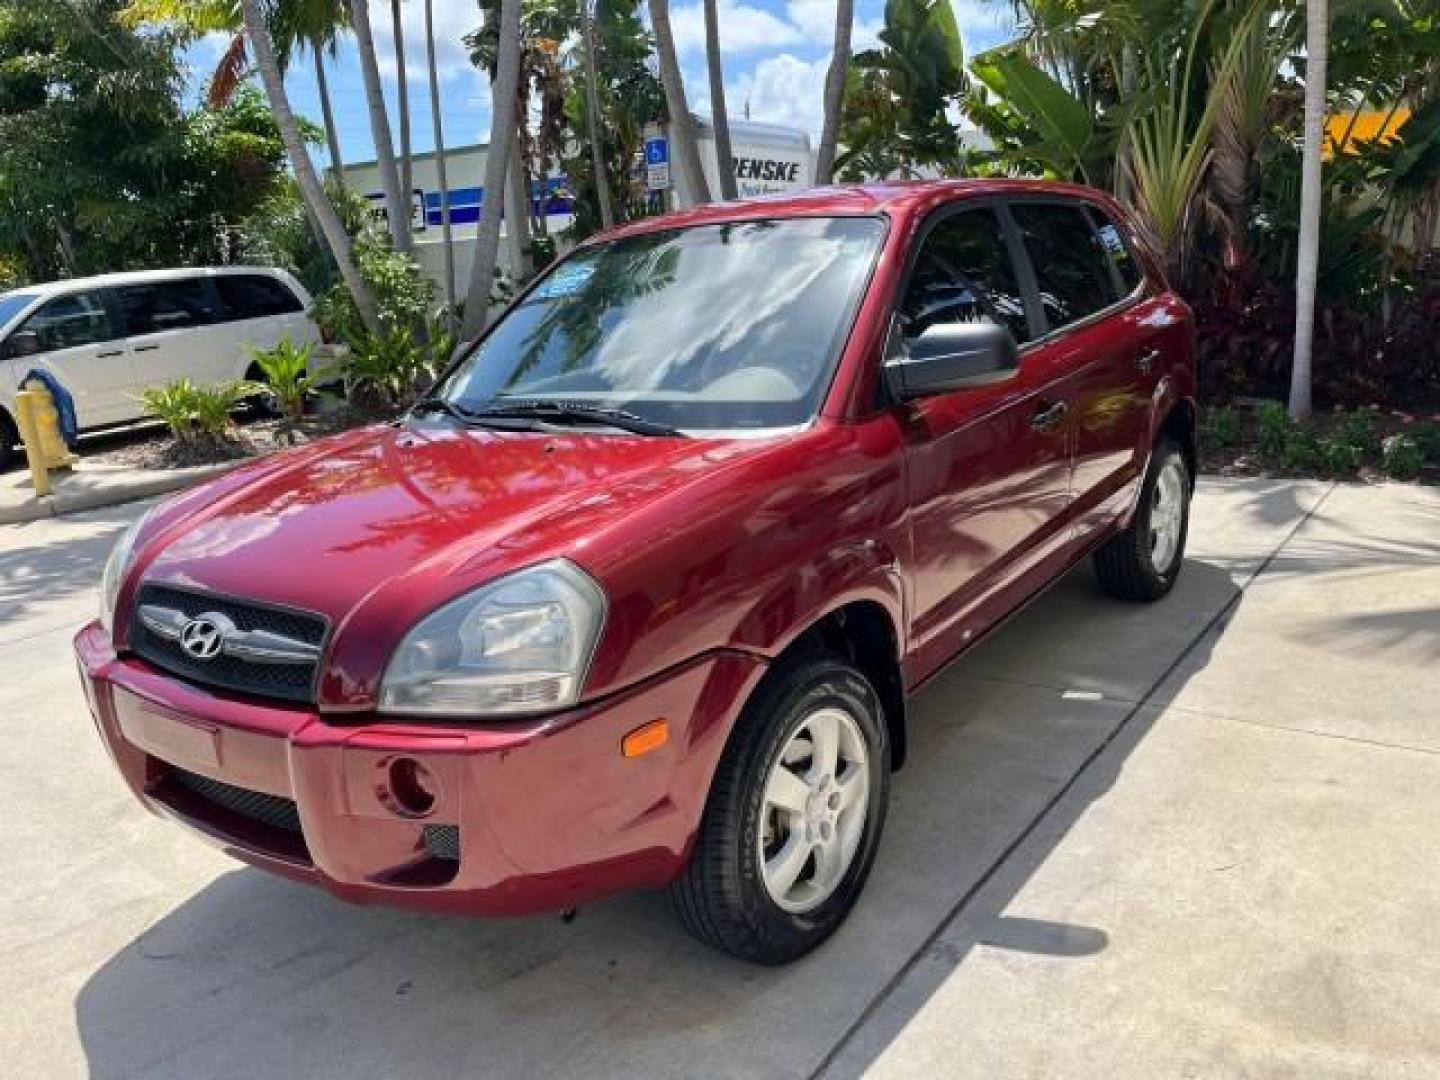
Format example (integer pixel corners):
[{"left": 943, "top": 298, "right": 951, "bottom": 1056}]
[{"left": 2, "top": 476, "right": 1437, "bottom": 1079}]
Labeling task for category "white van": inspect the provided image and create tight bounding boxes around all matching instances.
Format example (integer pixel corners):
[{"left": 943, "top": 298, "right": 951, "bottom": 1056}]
[{"left": 0, "top": 266, "right": 321, "bottom": 467}]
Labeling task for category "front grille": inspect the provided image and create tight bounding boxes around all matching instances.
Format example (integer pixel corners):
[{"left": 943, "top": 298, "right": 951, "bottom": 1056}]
[
  {"left": 423, "top": 824, "right": 460, "bottom": 861},
  {"left": 170, "top": 767, "right": 303, "bottom": 834},
  {"left": 131, "top": 583, "right": 328, "bottom": 704}
]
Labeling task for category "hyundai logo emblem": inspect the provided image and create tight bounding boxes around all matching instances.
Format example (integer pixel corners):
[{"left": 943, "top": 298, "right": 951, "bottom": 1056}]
[{"left": 179, "top": 612, "right": 234, "bottom": 661}]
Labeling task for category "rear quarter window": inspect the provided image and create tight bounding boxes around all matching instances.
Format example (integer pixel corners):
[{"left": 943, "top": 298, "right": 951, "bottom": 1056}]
[{"left": 216, "top": 275, "right": 304, "bottom": 320}]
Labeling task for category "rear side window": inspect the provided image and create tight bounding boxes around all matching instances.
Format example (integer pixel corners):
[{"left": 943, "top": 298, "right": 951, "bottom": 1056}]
[
  {"left": 216, "top": 274, "right": 303, "bottom": 320},
  {"left": 116, "top": 280, "right": 218, "bottom": 335},
  {"left": 900, "top": 208, "right": 1031, "bottom": 345},
  {"left": 19, "top": 291, "right": 116, "bottom": 350},
  {"left": 1092, "top": 211, "right": 1143, "bottom": 294},
  {"left": 1009, "top": 203, "right": 1121, "bottom": 330}
]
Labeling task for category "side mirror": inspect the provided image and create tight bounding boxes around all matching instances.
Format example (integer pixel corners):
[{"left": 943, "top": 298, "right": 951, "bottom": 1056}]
[
  {"left": 5, "top": 330, "right": 40, "bottom": 360},
  {"left": 884, "top": 321, "right": 1019, "bottom": 400}
]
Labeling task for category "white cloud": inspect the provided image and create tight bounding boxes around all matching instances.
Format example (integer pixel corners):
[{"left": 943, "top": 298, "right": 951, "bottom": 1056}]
[
  {"left": 786, "top": 0, "right": 882, "bottom": 48},
  {"left": 949, "top": 0, "right": 1016, "bottom": 52},
  {"left": 367, "top": 0, "right": 478, "bottom": 83},
  {"left": 725, "top": 52, "right": 831, "bottom": 138},
  {"left": 671, "top": 2, "right": 804, "bottom": 56}
]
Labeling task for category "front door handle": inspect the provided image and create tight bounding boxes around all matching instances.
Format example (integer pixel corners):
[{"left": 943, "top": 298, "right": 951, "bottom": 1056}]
[
  {"left": 1030, "top": 401, "right": 1068, "bottom": 431},
  {"left": 1137, "top": 347, "right": 1162, "bottom": 375},
  {"left": 97, "top": 350, "right": 124, "bottom": 358},
  {"left": 133, "top": 344, "right": 160, "bottom": 353}
]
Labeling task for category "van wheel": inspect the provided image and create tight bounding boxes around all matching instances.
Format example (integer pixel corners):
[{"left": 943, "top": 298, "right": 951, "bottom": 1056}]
[
  {"left": 0, "top": 410, "right": 18, "bottom": 472},
  {"left": 1094, "top": 437, "right": 1190, "bottom": 602},
  {"left": 672, "top": 655, "right": 889, "bottom": 964}
]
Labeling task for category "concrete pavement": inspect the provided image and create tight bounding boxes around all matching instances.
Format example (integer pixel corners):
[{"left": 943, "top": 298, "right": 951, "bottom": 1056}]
[{"left": 1, "top": 478, "right": 1437, "bottom": 1079}]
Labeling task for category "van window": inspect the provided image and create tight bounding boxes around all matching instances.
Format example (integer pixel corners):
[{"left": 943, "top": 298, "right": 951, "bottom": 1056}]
[
  {"left": 900, "top": 209, "right": 1030, "bottom": 345},
  {"left": 216, "top": 275, "right": 304, "bottom": 320},
  {"left": 1010, "top": 203, "right": 1121, "bottom": 330},
  {"left": 19, "top": 291, "right": 116, "bottom": 351},
  {"left": 116, "top": 280, "right": 218, "bottom": 335}
]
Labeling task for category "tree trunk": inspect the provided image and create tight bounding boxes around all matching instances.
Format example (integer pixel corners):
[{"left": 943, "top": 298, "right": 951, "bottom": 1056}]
[
  {"left": 1289, "top": 0, "right": 1327, "bottom": 422},
  {"left": 583, "top": 0, "right": 615, "bottom": 229},
  {"left": 814, "top": 0, "right": 853, "bottom": 185},
  {"left": 424, "top": 0, "right": 457, "bottom": 330},
  {"left": 506, "top": 130, "right": 535, "bottom": 281},
  {"left": 702, "top": 0, "right": 736, "bottom": 199},
  {"left": 351, "top": 0, "right": 413, "bottom": 252},
  {"left": 460, "top": 0, "right": 523, "bottom": 340},
  {"left": 313, "top": 44, "right": 345, "bottom": 181},
  {"left": 647, "top": 0, "right": 710, "bottom": 206},
  {"left": 241, "top": 0, "right": 380, "bottom": 332},
  {"left": 392, "top": 0, "right": 414, "bottom": 203}
]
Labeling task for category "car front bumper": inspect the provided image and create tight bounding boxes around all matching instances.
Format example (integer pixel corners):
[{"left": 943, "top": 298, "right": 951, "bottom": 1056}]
[{"left": 75, "top": 621, "right": 765, "bottom": 916}]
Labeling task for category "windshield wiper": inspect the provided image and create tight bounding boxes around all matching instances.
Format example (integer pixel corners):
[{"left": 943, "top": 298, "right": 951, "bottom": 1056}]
[
  {"left": 470, "top": 399, "right": 686, "bottom": 437},
  {"left": 410, "top": 396, "right": 538, "bottom": 430}
]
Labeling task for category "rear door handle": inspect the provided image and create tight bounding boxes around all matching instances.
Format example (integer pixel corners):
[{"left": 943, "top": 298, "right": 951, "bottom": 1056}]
[
  {"left": 134, "top": 344, "right": 160, "bottom": 353},
  {"left": 1137, "top": 347, "right": 1162, "bottom": 375},
  {"left": 1030, "top": 401, "right": 1068, "bottom": 431},
  {"left": 97, "top": 350, "right": 124, "bottom": 358}
]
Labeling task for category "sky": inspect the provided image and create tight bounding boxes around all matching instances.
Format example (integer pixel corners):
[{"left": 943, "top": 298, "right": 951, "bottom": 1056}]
[{"left": 183, "top": 0, "right": 1017, "bottom": 170}]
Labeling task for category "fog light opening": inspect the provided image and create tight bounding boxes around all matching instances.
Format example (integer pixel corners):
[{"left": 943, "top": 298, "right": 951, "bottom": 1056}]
[{"left": 388, "top": 757, "right": 437, "bottom": 817}]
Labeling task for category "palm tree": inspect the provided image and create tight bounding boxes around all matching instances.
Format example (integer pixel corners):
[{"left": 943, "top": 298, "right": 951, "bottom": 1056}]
[
  {"left": 647, "top": 0, "right": 710, "bottom": 205},
  {"left": 1290, "top": 0, "right": 1328, "bottom": 422},
  {"left": 815, "top": 0, "right": 853, "bottom": 185},
  {"left": 239, "top": 0, "right": 381, "bottom": 331},
  {"left": 423, "top": 0, "right": 455, "bottom": 325},
  {"left": 582, "top": 0, "right": 616, "bottom": 229},
  {"left": 702, "top": 0, "right": 736, "bottom": 198},
  {"left": 461, "top": 0, "right": 523, "bottom": 339},
  {"left": 312, "top": 41, "right": 345, "bottom": 177},
  {"left": 506, "top": 130, "right": 535, "bottom": 279},
  {"left": 391, "top": 0, "right": 414, "bottom": 201},
  {"left": 351, "top": 0, "right": 413, "bottom": 251}
]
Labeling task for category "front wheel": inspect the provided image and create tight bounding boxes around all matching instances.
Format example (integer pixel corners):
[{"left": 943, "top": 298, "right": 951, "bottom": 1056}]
[
  {"left": 1094, "top": 437, "right": 1191, "bottom": 601},
  {"left": 671, "top": 655, "right": 890, "bottom": 964}
]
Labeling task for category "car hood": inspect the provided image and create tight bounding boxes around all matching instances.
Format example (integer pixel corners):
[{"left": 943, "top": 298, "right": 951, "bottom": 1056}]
[{"left": 129, "top": 422, "right": 773, "bottom": 703}]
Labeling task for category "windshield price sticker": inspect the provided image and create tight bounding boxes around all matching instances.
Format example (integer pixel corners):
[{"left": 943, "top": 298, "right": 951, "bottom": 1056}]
[{"left": 533, "top": 260, "right": 596, "bottom": 299}]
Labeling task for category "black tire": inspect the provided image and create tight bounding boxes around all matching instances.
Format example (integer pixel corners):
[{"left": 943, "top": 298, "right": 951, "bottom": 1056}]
[
  {"left": 1094, "top": 436, "right": 1191, "bottom": 602},
  {"left": 672, "top": 654, "right": 890, "bottom": 964},
  {"left": 0, "top": 410, "right": 18, "bottom": 472}
]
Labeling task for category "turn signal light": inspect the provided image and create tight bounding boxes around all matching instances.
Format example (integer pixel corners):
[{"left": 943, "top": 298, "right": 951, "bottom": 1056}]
[{"left": 622, "top": 719, "right": 669, "bottom": 758}]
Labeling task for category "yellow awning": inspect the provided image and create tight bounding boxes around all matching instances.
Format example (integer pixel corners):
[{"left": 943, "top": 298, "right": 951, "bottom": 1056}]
[{"left": 1324, "top": 108, "right": 1410, "bottom": 159}]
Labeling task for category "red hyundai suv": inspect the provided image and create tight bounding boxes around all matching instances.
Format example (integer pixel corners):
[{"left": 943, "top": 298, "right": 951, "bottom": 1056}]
[{"left": 76, "top": 180, "right": 1195, "bottom": 963}]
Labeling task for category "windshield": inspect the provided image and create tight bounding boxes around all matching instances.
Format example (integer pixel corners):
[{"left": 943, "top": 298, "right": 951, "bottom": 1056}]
[
  {"left": 440, "top": 216, "right": 886, "bottom": 432},
  {"left": 0, "top": 292, "right": 39, "bottom": 331}
]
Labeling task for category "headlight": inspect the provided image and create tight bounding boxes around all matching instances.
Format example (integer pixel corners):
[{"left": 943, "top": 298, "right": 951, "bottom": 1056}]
[
  {"left": 99, "top": 510, "right": 153, "bottom": 635},
  {"left": 378, "top": 560, "right": 606, "bottom": 717}
]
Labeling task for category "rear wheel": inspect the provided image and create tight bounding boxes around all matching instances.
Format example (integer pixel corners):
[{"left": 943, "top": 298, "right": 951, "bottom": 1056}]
[
  {"left": 1094, "top": 437, "right": 1190, "bottom": 601},
  {"left": 672, "top": 655, "right": 889, "bottom": 964}
]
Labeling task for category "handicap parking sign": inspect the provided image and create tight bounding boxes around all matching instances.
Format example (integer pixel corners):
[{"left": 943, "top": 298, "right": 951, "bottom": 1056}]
[{"left": 645, "top": 138, "right": 669, "bottom": 166}]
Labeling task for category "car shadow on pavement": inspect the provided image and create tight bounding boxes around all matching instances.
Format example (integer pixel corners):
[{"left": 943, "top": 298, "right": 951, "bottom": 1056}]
[{"left": 72, "top": 558, "right": 1236, "bottom": 1080}]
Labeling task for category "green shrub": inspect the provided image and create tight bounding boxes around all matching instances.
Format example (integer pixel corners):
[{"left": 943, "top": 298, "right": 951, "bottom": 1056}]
[
  {"left": 247, "top": 337, "right": 321, "bottom": 422},
  {"left": 1279, "top": 427, "right": 1322, "bottom": 472},
  {"left": 1204, "top": 405, "right": 1240, "bottom": 450},
  {"left": 1381, "top": 434, "right": 1425, "bottom": 479},
  {"left": 1408, "top": 421, "right": 1440, "bottom": 462},
  {"left": 1255, "top": 400, "right": 1290, "bottom": 460},
  {"left": 1334, "top": 407, "right": 1379, "bottom": 458},
  {"left": 314, "top": 241, "right": 436, "bottom": 346},
  {"left": 140, "top": 379, "right": 246, "bottom": 442},
  {"left": 1317, "top": 434, "right": 1363, "bottom": 475},
  {"left": 344, "top": 331, "right": 431, "bottom": 408}
]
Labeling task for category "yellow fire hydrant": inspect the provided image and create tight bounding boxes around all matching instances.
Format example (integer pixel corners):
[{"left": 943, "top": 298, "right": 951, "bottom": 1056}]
[{"left": 14, "top": 378, "right": 78, "bottom": 498}]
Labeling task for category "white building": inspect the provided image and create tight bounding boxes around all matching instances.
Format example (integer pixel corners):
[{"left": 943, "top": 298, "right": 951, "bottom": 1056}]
[{"left": 340, "top": 117, "right": 816, "bottom": 298}]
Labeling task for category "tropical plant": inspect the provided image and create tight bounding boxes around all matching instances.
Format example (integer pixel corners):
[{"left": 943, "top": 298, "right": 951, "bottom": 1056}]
[
  {"left": 344, "top": 331, "right": 432, "bottom": 408},
  {"left": 582, "top": 0, "right": 617, "bottom": 227},
  {"left": 648, "top": 0, "right": 710, "bottom": 206},
  {"left": 314, "top": 240, "right": 436, "bottom": 346},
  {"left": 462, "top": 0, "right": 523, "bottom": 339},
  {"left": 702, "top": 0, "right": 737, "bottom": 200},
  {"left": 350, "top": 0, "right": 412, "bottom": 253},
  {"left": 140, "top": 379, "right": 247, "bottom": 441},
  {"left": 1290, "top": 0, "right": 1328, "bottom": 421},
  {"left": 815, "top": 0, "right": 854, "bottom": 185},
  {"left": 424, "top": 0, "right": 457, "bottom": 322},
  {"left": 836, "top": 0, "right": 970, "bottom": 180},
  {"left": 246, "top": 337, "right": 322, "bottom": 422}
]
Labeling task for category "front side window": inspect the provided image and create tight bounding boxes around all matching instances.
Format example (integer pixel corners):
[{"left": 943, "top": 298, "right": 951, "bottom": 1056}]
[
  {"left": 441, "top": 217, "right": 886, "bottom": 431},
  {"left": 1092, "top": 210, "right": 1143, "bottom": 294},
  {"left": 117, "top": 280, "right": 217, "bottom": 336},
  {"left": 1010, "top": 202, "right": 1121, "bottom": 330},
  {"left": 899, "top": 208, "right": 1030, "bottom": 345},
  {"left": 19, "top": 291, "right": 115, "bottom": 351}
]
